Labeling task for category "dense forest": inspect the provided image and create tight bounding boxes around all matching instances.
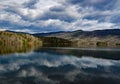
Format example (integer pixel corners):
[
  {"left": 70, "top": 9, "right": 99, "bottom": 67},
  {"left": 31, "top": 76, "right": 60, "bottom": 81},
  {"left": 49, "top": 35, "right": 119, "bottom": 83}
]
[
  {"left": 0, "top": 31, "right": 42, "bottom": 54},
  {"left": 36, "top": 37, "right": 72, "bottom": 47}
]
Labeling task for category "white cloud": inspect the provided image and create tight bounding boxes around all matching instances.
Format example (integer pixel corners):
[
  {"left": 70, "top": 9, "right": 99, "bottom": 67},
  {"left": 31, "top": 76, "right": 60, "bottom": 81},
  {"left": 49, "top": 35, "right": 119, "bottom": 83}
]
[
  {"left": 62, "top": 19, "right": 115, "bottom": 31},
  {"left": 16, "top": 8, "right": 44, "bottom": 20},
  {"left": 35, "top": 19, "right": 67, "bottom": 27},
  {"left": 65, "top": 5, "right": 81, "bottom": 18},
  {"left": 0, "top": 12, "right": 30, "bottom": 26},
  {"left": 0, "top": 0, "right": 120, "bottom": 32},
  {"left": 0, "top": 27, "right": 8, "bottom": 31},
  {"left": 13, "top": 29, "right": 36, "bottom": 33},
  {"left": 0, "top": 0, "right": 30, "bottom": 8}
]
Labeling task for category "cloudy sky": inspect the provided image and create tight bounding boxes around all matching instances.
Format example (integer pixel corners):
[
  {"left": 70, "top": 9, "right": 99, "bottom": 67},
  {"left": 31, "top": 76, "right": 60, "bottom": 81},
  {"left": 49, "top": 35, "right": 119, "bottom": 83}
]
[{"left": 0, "top": 0, "right": 120, "bottom": 33}]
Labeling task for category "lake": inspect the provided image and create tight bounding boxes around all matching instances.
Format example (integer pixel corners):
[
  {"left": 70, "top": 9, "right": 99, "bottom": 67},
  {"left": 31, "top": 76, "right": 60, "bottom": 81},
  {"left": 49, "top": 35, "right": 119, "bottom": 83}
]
[{"left": 0, "top": 47, "right": 120, "bottom": 84}]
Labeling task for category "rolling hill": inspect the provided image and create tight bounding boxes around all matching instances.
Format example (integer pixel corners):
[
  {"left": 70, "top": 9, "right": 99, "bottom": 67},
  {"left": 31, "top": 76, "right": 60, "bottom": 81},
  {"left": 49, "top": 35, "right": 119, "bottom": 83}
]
[
  {"left": 33, "top": 29, "right": 120, "bottom": 40},
  {"left": 33, "top": 29, "right": 120, "bottom": 47}
]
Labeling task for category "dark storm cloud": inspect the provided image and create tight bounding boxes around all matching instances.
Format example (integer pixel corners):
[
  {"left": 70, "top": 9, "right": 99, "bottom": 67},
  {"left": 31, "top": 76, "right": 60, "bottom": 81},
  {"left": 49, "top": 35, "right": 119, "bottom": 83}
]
[
  {"left": 68, "top": 0, "right": 116, "bottom": 10},
  {"left": 50, "top": 6, "right": 65, "bottom": 12},
  {"left": 39, "top": 11, "right": 75, "bottom": 22},
  {"left": 23, "top": 0, "right": 39, "bottom": 8},
  {"left": 110, "top": 15, "right": 120, "bottom": 24}
]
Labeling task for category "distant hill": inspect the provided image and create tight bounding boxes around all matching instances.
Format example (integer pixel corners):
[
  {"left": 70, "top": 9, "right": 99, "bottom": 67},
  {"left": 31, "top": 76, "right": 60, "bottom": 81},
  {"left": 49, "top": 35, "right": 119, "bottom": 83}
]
[
  {"left": 33, "top": 29, "right": 120, "bottom": 40},
  {"left": 33, "top": 29, "right": 120, "bottom": 47},
  {"left": 5, "top": 30, "right": 30, "bottom": 34},
  {"left": 33, "top": 31, "right": 69, "bottom": 37}
]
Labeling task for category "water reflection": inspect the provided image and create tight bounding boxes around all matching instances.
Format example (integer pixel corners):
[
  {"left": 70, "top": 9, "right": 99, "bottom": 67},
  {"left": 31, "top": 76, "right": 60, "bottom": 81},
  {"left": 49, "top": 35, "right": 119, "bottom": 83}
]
[
  {"left": 0, "top": 45, "right": 41, "bottom": 55},
  {"left": 35, "top": 47, "right": 120, "bottom": 60},
  {"left": 0, "top": 47, "right": 120, "bottom": 84}
]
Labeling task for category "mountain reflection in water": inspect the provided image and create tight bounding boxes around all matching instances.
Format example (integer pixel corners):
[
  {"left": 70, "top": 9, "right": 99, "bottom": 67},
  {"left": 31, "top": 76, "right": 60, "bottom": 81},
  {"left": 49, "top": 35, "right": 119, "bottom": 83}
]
[{"left": 0, "top": 47, "right": 120, "bottom": 84}]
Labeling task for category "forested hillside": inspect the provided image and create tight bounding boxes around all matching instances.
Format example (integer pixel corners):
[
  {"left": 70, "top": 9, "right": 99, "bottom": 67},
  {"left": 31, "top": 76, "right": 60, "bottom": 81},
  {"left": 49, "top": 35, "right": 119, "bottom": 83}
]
[
  {"left": 36, "top": 37, "right": 72, "bottom": 47},
  {"left": 0, "top": 31, "right": 42, "bottom": 54}
]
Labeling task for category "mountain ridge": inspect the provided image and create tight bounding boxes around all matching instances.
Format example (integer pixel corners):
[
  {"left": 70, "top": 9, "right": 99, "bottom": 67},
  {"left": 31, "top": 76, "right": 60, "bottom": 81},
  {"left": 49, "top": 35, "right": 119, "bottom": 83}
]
[
  {"left": 4, "top": 29, "right": 120, "bottom": 37},
  {"left": 33, "top": 29, "right": 120, "bottom": 40}
]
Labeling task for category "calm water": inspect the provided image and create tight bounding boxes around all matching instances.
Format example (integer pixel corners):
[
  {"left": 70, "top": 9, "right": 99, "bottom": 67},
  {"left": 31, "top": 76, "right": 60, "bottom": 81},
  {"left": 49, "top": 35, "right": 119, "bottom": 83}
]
[{"left": 0, "top": 47, "right": 120, "bottom": 84}]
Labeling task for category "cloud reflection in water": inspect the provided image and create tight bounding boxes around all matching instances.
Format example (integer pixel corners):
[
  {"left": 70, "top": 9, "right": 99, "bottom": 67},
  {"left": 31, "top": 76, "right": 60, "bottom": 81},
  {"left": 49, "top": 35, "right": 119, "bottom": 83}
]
[{"left": 0, "top": 49, "right": 120, "bottom": 84}]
